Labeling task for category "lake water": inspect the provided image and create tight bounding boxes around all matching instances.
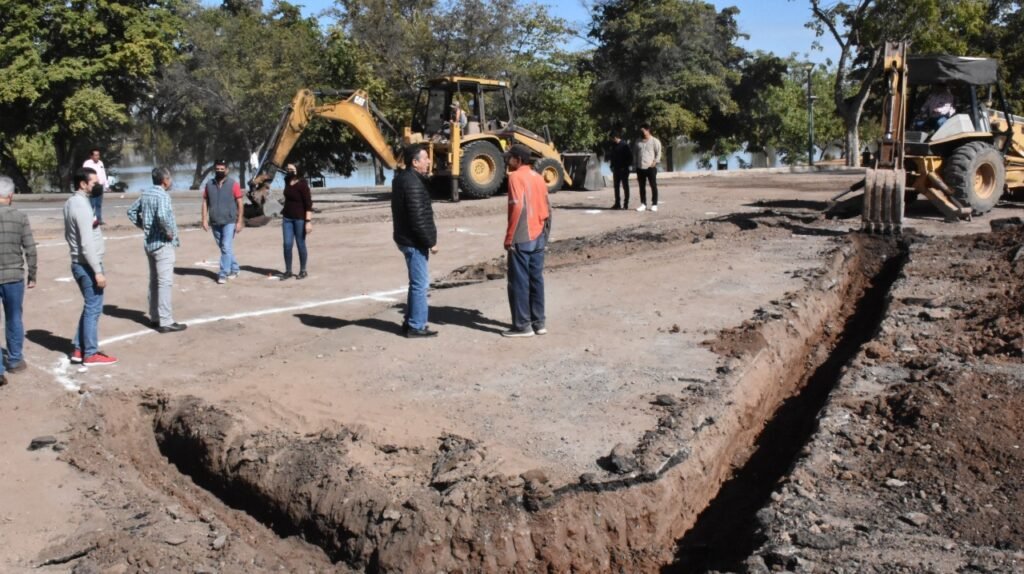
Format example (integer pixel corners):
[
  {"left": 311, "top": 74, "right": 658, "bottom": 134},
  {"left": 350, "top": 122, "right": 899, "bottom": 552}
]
[{"left": 109, "top": 145, "right": 786, "bottom": 194}]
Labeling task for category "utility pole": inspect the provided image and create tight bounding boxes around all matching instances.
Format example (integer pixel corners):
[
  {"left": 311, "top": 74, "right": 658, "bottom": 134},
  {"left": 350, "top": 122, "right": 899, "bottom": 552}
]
[{"left": 807, "top": 65, "right": 817, "bottom": 167}]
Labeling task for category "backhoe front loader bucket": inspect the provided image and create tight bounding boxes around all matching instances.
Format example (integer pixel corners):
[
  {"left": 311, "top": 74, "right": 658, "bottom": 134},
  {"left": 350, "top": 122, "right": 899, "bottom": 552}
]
[
  {"left": 861, "top": 168, "right": 906, "bottom": 234},
  {"left": 561, "top": 153, "right": 603, "bottom": 191}
]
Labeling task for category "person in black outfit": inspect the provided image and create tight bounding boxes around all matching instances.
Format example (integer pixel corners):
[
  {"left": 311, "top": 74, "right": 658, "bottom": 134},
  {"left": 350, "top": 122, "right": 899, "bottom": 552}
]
[
  {"left": 391, "top": 143, "right": 439, "bottom": 338},
  {"left": 279, "top": 163, "right": 313, "bottom": 280},
  {"left": 608, "top": 132, "right": 633, "bottom": 209}
]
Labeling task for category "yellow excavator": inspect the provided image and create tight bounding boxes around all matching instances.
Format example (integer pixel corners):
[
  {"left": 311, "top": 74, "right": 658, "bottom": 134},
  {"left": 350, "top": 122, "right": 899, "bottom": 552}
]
[
  {"left": 248, "top": 76, "right": 595, "bottom": 208},
  {"left": 833, "top": 42, "right": 1024, "bottom": 232}
]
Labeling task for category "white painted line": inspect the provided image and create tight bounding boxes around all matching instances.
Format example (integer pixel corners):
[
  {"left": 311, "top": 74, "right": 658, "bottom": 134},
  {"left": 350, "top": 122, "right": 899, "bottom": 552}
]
[
  {"left": 584, "top": 210, "right": 603, "bottom": 214},
  {"left": 194, "top": 260, "right": 219, "bottom": 268},
  {"left": 97, "top": 287, "right": 408, "bottom": 347},
  {"left": 453, "top": 227, "right": 488, "bottom": 236},
  {"left": 55, "top": 277, "right": 73, "bottom": 283},
  {"left": 51, "top": 357, "right": 79, "bottom": 392},
  {"left": 37, "top": 227, "right": 199, "bottom": 248}
]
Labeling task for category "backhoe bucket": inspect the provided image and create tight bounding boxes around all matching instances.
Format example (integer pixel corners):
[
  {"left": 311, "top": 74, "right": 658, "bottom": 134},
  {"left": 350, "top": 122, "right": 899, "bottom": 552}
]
[
  {"left": 861, "top": 167, "right": 906, "bottom": 234},
  {"left": 561, "top": 153, "right": 603, "bottom": 191}
]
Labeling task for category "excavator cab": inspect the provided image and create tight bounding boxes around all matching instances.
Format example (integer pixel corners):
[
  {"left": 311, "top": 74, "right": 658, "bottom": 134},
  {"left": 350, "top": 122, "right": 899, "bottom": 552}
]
[{"left": 411, "top": 78, "right": 513, "bottom": 137}]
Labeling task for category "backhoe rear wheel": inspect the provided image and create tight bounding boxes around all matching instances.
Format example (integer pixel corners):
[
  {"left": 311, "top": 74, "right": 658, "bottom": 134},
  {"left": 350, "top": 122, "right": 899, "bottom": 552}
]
[
  {"left": 533, "top": 157, "right": 565, "bottom": 194},
  {"left": 942, "top": 141, "right": 1005, "bottom": 215},
  {"left": 458, "top": 141, "right": 505, "bottom": 198}
]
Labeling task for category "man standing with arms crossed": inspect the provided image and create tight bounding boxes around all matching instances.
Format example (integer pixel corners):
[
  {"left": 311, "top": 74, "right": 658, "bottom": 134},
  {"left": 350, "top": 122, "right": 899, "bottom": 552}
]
[
  {"left": 634, "top": 125, "right": 662, "bottom": 212},
  {"left": 503, "top": 144, "right": 551, "bottom": 338},
  {"left": 65, "top": 168, "right": 116, "bottom": 366},
  {"left": 0, "top": 176, "right": 37, "bottom": 385},
  {"left": 81, "top": 148, "right": 108, "bottom": 225},
  {"left": 200, "top": 159, "right": 243, "bottom": 284},
  {"left": 391, "top": 144, "right": 439, "bottom": 338},
  {"left": 128, "top": 167, "right": 186, "bottom": 334}
]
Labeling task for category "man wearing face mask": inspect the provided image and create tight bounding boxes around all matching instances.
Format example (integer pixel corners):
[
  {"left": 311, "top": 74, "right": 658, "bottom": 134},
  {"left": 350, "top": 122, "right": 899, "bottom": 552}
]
[{"left": 201, "top": 159, "right": 244, "bottom": 284}]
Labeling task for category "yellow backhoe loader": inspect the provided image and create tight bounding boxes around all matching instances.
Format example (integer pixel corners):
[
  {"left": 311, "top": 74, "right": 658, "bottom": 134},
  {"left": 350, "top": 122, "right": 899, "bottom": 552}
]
[
  {"left": 248, "top": 77, "right": 595, "bottom": 207},
  {"left": 832, "top": 42, "right": 1024, "bottom": 233}
]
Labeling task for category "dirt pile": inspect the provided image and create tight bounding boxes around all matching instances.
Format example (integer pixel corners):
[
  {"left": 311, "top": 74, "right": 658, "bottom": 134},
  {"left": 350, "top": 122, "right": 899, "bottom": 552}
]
[{"left": 746, "top": 226, "right": 1024, "bottom": 573}]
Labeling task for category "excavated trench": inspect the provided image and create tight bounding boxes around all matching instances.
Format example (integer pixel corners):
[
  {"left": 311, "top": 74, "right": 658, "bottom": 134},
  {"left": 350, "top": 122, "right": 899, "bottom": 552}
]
[{"left": 150, "top": 223, "right": 909, "bottom": 573}]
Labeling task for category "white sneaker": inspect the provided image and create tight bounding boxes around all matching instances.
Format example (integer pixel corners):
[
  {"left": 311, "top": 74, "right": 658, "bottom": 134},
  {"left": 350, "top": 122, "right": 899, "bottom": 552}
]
[
  {"left": 636, "top": 204, "right": 647, "bottom": 212},
  {"left": 651, "top": 205, "right": 658, "bottom": 212}
]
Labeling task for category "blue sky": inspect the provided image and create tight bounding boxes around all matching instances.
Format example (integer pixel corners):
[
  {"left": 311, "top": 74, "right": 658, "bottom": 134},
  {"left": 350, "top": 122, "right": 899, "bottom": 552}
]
[{"left": 280, "top": 0, "right": 839, "bottom": 65}]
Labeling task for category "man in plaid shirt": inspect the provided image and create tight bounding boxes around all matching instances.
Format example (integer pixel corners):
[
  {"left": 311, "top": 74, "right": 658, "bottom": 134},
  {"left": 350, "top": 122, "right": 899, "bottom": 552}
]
[
  {"left": 127, "top": 167, "right": 186, "bottom": 333},
  {"left": 0, "top": 176, "right": 36, "bottom": 384}
]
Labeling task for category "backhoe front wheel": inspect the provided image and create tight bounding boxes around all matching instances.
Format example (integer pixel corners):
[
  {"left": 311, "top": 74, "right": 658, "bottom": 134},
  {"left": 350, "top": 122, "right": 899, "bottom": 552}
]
[
  {"left": 533, "top": 157, "right": 565, "bottom": 194},
  {"left": 943, "top": 141, "right": 1006, "bottom": 215},
  {"left": 458, "top": 141, "right": 505, "bottom": 198}
]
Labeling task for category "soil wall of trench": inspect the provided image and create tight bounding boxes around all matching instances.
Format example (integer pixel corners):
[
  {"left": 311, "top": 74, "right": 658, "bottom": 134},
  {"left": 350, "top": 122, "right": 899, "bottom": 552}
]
[{"left": 148, "top": 234, "right": 903, "bottom": 573}]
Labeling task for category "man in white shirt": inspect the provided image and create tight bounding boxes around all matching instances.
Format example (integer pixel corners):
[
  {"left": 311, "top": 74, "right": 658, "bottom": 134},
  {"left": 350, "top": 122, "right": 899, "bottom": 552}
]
[{"left": 81, "top": 148, "right": 108, "bottom": 225}]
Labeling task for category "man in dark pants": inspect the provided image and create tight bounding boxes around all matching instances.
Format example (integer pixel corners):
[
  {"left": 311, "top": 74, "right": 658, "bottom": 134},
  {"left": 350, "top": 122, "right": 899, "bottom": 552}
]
[
  {"left": 609, "top": 132, "right": 633, "bottom": 210},
  {"left": 503, "top": 144, "right": 551, "bottom": 338},
  {"left": 634, "top": 124, "right": 662, "bottom": 212},
  {"left": 391, "top": 143, "right": 439, "bottom": 338}
]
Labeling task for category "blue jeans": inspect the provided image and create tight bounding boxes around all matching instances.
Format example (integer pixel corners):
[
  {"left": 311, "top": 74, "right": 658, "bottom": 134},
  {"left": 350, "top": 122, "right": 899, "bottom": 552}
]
[
  {"left": 282, "top": 217, "right": 308, "bottom": 274},
  {"left": 71, "top": 263, "right": 104, "bottom": 357},
  {"left": 0, "top": 280, "right": 26, "bottom": 373},
  {"left": 211, "top": 223, "right": 240, "bottom": 279},
  {"left": 507, "top": 233, "right": 546, "bottom": 331},
  {"left": 90, "top": 192, "right": 103, "bottom": 223},
  {"left": 398, "top": 245, "right": 430, "bottom": 330}
]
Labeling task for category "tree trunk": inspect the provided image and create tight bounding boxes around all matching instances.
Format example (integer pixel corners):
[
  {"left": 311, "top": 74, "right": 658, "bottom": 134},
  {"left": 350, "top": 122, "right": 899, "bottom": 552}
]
[
  {"left": 665, "top": 142, "right": 674, "bottom": 172},
  {"left": 0, "top": 141, "right": 32, "bottom": 193},
  {"left": 191, "top": 143, "right": 206, "bottom": 189},
  {"left": 845, "top": 120, "right": 860, "bottom": 168},
  {"left": 373, "top": 156, "right": 385, "bottom": 185}
]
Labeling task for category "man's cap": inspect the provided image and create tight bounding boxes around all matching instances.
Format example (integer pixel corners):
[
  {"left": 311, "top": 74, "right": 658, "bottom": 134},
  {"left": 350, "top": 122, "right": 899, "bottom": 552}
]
[
  {"left": 214, "top": 158, "right": 227, "bottom": 167},
  {"left": 504, "top": 144, "right": 533, "bottom": 163}
]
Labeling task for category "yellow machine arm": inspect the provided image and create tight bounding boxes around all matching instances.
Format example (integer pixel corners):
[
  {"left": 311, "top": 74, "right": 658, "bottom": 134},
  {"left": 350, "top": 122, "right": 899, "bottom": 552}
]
[{"left": 249, "top": 89, "right": 399, "bottom": 190}]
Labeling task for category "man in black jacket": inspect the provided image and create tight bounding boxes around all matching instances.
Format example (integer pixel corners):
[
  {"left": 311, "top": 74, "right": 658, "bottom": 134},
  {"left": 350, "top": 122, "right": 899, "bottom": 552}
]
[
  {"left": 608, "top": 132, "right": 633, "bottom": 210},
  {"left": 391, "top": 143, "right": 439, "bottom": 338}
]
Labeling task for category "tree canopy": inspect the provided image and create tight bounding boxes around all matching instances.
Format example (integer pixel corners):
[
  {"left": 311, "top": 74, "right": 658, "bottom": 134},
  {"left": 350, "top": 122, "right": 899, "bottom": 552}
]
[{"left": 2, "top": 0, "right": 1023, "bottom": 189}]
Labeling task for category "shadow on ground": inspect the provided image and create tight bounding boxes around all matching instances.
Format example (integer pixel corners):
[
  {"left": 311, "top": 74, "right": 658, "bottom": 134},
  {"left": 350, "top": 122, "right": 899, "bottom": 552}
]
[{"left": 26, "top": 329, "right": 72, "bottom": 354}]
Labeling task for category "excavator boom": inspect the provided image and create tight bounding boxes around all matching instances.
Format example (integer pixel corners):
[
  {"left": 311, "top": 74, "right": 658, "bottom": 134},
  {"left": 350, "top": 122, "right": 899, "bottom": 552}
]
[{"left": 249, "top": 89, "right": 399, "bottom": 191}]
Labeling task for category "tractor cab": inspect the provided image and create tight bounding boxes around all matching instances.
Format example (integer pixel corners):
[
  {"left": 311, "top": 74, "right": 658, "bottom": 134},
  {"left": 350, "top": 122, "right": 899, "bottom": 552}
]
[
  {"left": 902, "top": 55, "right": 1006, "bottom": 156},
  {"left": 411, "top": 76, "right": 514, "bottom": 137}
]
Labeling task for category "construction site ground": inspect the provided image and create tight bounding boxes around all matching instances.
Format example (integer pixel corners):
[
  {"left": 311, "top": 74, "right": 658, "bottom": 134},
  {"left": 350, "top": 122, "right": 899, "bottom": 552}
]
[{"left": 0, "top": 169, "right": 1021, "bottom": 573}]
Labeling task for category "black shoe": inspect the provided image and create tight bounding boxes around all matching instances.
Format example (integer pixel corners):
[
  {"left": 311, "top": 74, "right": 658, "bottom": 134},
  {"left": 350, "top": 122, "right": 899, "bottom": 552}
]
[
  {"left": 157, "top": 323, "right": 188, "bottom": 334},
  {"left": 278, "top": 272, "right": 293, "bottom": 281},
  {"left": 611, "top": 204, "right": 621, "bottom": 210},
  {"left": 0, "top": 374, "right": 7, "bottom": 386},
  {"left": 7, "top": 360, "right": 27, "bottom": 373},
  {"left": 405, "top": 327, "right": 438, "bottom": 338},
  {"left": 297, "top": 270, "right": 308, "bottom": 280}
]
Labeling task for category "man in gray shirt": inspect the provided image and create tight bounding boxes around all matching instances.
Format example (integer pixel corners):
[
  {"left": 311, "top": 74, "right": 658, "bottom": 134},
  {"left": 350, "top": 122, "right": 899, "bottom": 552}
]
[
  {"left": 0, "top": 176, "right": 36, "bottom": 384},
  {"left": 65, "top": 167, "right": 117, "bottom": 366},
  {"left": 634, "top": 124, "right": 662, "bottom": 212}
]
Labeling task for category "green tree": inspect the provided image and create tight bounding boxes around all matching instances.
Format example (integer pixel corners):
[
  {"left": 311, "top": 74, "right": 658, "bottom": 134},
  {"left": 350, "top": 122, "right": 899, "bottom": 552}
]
[
  {"left": 152, "top": 0, "right": 331, "bottom": 187},
  {"left": 512, "top": 51, "right": 602, "bottom": 152},
  {"left": 589, "top": 0, "right": 749, "bottom": 165},
  {"left": 0, "top": 0, "right": 180, "bottom": 190}
]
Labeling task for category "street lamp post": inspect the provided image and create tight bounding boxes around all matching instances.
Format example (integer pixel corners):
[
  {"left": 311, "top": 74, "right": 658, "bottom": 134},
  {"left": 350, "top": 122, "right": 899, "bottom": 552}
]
[{"left": 806, "top": 65, "right": 817, "bottom": 167}]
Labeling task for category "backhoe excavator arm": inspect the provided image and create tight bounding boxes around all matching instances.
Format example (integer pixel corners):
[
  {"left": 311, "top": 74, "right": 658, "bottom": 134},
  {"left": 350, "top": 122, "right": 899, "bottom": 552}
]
[{"left": 249, "top": 88, "right": 400, "bottom": 192}]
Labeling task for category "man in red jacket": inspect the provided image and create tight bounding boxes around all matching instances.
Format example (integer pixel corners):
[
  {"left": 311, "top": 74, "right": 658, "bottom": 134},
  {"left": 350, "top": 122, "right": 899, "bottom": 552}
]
[{"left": 503, "top": 144, "right": 551, "bottom": 338}]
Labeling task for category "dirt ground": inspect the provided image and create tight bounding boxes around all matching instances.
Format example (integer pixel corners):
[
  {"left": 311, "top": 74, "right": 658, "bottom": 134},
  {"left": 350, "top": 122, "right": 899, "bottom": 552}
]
[{"left": 0, "top": 169, "right": 1020, "bottom": 573}]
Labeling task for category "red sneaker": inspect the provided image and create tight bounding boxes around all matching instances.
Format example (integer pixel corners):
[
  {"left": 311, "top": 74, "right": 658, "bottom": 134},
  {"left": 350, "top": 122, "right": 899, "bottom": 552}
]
[
  {"left": 83, "top": 352, "right": 118, "bottom": 366},
  {"left": 70, "top": 349, "right": 83, "bottom": 364}
]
